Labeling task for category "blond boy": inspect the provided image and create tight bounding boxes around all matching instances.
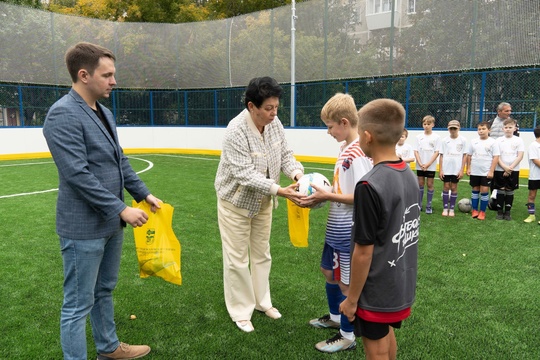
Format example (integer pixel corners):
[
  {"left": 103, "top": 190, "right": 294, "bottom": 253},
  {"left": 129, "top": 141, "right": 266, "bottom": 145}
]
[
  {"left": 414, "top": 115, "right": 440, "bottom": 213},
  {"left": 302, "top": 93, "right": 372, "bottom": 353}
]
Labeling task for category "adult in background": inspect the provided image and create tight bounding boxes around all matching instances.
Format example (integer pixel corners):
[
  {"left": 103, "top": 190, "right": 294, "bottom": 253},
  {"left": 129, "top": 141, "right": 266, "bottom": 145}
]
[
  {"left": 488, "top": 102, "right": 519, "bottom": 138},
  {"left": 487, "top": 102, "right": 518, "bottom": 202},
  {"left": 215, "top": 76, "right": 304, "bottom": 333},
  {"left": 43, "top": 42, "right": 161, "bottom": 360}
]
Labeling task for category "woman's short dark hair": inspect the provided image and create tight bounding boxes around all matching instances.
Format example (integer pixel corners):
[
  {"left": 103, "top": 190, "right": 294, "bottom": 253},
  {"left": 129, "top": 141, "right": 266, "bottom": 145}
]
[{"left": 244, "top": 77, "right": 283, "bottom": 108}]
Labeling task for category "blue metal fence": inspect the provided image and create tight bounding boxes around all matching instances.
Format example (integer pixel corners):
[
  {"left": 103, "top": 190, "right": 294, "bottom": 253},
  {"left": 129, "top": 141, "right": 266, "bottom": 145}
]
[{"left": 1, "top": 68, "right": 538, "bottom": 130}]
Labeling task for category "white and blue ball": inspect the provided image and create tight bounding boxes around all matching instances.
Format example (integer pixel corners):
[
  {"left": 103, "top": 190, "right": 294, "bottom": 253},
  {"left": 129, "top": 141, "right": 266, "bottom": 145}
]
[{"left": 297, "top": 172, "right": 332, "bottom": 209}]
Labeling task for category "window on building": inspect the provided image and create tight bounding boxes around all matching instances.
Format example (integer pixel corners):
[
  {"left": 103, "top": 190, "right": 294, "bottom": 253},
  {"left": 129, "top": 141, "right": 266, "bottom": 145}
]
[
  {"left": 368, "top": 0, "right": 395, "bottom": 15},
  {"left": 408, "top": 0, "right": 416, "bottom": 13}
]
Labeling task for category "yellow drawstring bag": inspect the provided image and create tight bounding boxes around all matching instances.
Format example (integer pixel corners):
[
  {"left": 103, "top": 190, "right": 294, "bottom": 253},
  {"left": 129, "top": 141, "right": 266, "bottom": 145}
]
[
  {"left": 132, "top": 201, "right": 182, "bottom": 285},
  {"left": 287, "top": 199, "right": 310, "bottom": 247}
]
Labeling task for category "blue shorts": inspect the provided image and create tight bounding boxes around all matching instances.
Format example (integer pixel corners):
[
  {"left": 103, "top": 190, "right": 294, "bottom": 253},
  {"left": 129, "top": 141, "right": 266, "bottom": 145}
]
[{"left": 321, "top": 243, "right": 350, "bottom": 285}]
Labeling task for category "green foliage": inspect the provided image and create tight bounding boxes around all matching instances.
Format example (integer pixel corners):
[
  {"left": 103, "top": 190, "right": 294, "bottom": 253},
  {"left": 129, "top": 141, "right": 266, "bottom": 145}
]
[{"left": 0, "top": 155, "right": 539, "bottom": 359}]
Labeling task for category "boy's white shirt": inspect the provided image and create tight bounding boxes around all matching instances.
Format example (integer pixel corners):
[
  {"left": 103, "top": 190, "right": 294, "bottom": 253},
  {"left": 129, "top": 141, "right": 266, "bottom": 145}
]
[
  {"left": 440, "top": 135, "right": 468, "bottom": 175},
  {"left": 495, "top": 135, "right": 525, "bottom": 171},
  {"left": 528, "top": 141, "right": 540, "bottom": 180},
  {"left": 468, "top": 137, "right": 500, "bottom": 176},
  {"left": 415, "top": 132, "right": 441, "bottom": 171},
  {"left": 396, "top": 143, "right": 414, "bottom": 166}
]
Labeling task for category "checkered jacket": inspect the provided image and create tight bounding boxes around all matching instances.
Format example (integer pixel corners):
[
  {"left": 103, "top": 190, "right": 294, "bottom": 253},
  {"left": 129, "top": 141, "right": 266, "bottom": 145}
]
[{"left": 215, "top": 109, "right": 303, "bottom": 218}]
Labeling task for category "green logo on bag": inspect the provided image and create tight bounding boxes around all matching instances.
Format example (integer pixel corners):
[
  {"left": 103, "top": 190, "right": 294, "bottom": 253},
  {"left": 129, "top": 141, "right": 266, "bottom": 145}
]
[{"left": 146, "top": 228, "right": 155, "bottom": 245}]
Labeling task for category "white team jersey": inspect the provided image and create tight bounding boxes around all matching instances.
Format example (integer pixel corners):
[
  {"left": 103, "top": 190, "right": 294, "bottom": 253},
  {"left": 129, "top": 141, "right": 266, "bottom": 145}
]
[
  {"left": 396, "top": 143, "right": 414, "bottom": 166},
  {"left": 415, "top": 133, "right": 440, "bottom": 171},
  {"left": 325, "top": 139, "right": 372, "bottom": 252},
  {"left": 468, "top": 137, "right": 500, "bottom": 176},
  {"left": 440, "top": 135, "right": 468, "bottom": 176},
  {"left": 495, "top": 135, "right": 525, "bottom": 171},
  {"left": 528, "top": 141, "right": 540, "bottom": 180}
]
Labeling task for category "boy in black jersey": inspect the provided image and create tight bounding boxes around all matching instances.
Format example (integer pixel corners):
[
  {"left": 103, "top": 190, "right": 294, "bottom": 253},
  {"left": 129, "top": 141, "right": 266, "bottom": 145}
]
[{"left": 340, "top": 99, "right": 420, "bottom": 360}]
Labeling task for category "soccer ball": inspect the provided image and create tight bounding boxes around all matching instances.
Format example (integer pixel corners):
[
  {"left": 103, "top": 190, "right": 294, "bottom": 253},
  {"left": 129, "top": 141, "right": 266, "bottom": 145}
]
[
  {"left": 457, "top": 198, "right": 472, "bottom": 213},
  {"left": 296, "top": 172, "right": 332, "bottom": 209}
]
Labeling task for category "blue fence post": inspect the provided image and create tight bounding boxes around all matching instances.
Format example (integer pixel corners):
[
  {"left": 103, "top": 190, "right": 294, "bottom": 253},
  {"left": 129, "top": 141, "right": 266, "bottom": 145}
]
[
  {"left": 214, "top": 89, "right": 219, "bottom": 127},
  {"left": 478, "top": 72, "right": 487, "bottom": 126},
  {"left": 405, "top": 76, "right": 411, "bottom": 128},
  {"left": 184, "top": 91, "right": 188, "bottom": 126},
  {"left": 18, "top": 86, "right": 24, "bottom": 127},
  {"left": 149, "top": 91, "right": 154, "bottom": 126}
]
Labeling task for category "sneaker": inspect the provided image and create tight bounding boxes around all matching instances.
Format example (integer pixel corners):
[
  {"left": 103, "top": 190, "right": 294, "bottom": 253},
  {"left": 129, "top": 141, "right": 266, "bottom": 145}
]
[
  {"left": 315, "top": 332, "right": 356, "bottom": 353},
  {"left": 496, "top": 212, "right": 504, "bottom": 220},
  {"left": 425, "top": 206, "right": 433, "bottom": 214},
  {"left": 309, "top": 314, "right": 340, "bottom": 329},
  {"left": 524, "top": 215, "right": 536, "bottom": 223},
  {"left": 442, "top": 209, "right": 448, "bottom": 216},
  {"left": 477, "top": 211, "right": 486, "bottom": 220},
  {"left": 504, "top": 213, "right": 512, "bottom": 221},
  {"left": 471, "top": 210, "right": 479, "bottom": 218},
  {"left": 97, "top": 342, "right": 150, "bottom": 360},
  {"left": 235, "top": 320, "right": 254, "bottom": 333},
  {"left": 448, "top": 209, "right": 455, "bottom": 217},
  {"left": 263, "top": 307, "right": 282, "bottom": 320}
]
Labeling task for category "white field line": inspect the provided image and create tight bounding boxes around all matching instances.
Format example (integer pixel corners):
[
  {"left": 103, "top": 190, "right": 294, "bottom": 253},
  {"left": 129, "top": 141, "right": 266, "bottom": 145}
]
[{"left": 0, "top": 157, "right": 154, "bottom": 199}]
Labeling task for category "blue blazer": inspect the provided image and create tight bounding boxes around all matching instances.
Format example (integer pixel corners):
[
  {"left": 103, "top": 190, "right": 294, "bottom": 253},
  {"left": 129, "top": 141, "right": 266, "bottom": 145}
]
[{"left": 43, "top": 89, "right": 150, "bottom": 239}]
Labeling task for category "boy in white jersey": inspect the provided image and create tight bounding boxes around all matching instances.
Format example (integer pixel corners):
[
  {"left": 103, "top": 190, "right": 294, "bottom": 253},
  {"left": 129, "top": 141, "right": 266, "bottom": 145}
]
[
  {"left": 466, "top": 121, "right": 500, "bottom": 220},
  {"left": 414, "top": 115, "right": 440, "bottom": 214},
  {"left": 396, "top": 128, "right": 415, "bottom": 166},
  {"left": 493, "top": 118, "right": 524, "bottom": 220},
  {"left": 300, "top": 93, "right": 372, "bottom": 353},
  {"left": 524, "top": 126, "right": 540, "bottom": 223},
  {"left": 439, "top": 120, "right": 468, "bottom": 217}
]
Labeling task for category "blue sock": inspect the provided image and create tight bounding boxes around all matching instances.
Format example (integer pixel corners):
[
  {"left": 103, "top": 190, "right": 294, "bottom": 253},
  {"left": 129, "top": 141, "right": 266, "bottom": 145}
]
[
  {"left": 471, "top": 190, "right": 480, "bottom": 210},
  {"left": 480, "top": 192, "right": 489, "bottom": 212},
  {"left": 325, "top": 282, "right": 341, "bottom": 316}
]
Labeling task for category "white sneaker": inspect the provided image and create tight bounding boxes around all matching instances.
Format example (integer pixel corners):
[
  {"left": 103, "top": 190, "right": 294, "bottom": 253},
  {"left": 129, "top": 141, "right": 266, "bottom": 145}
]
[
  {"left": 263, "top": 307, "right": 282, "bottom": 319},
  {"left": 235, "top": 320, "right": 254, "bottom": 333}
]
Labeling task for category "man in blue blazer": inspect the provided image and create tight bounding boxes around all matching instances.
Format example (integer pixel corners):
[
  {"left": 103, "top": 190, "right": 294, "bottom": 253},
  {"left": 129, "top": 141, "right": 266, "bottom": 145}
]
[{"left": 43, "top": 42, "right": 161, "bottom": 360}]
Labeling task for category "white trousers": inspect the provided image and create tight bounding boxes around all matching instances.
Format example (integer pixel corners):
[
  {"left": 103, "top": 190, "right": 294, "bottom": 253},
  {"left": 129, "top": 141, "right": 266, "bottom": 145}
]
[{"left": 217, "top": 197, "right": 273, "bottom": 322}]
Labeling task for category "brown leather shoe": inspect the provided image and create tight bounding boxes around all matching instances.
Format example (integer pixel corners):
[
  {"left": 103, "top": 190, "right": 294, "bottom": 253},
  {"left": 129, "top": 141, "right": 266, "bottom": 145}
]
[{"left": 97, "top": 342, "right": 151, "bottom": 360}]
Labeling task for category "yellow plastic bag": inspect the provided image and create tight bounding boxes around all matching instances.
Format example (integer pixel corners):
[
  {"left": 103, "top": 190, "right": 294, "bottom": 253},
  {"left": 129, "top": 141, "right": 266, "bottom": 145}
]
[
  {"left": 132, "top": 201, "right": 182, "bottom": 285},
  {"left": 287, "top": 199, "right": 310, "bottom": 247}
]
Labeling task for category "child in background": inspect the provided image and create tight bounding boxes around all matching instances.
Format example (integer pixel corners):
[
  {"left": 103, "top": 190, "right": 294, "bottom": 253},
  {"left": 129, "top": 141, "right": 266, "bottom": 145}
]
[
  {"left": 524, "top": 126, "right": 540, "bottom": 223},
  {"left": 466, "top": 121, "right": 500, "bottom": 220},
  {"left": 396, "top": 128, "right": 415, "bottom": 167},
  {"left": 439, "top": 120, "right": 468, "bottom": 217},
  {"left": 414, "top": 115, "right": 440, "bottom": 214},
  {"left": 494, "top": 118, "right": 524, "bottom": 220},
  {"left": 340, "top": 98, "right": 420, "bottom": 360},
  {"left": 301, "top": 93, "right": 373, "bottom": 353}
]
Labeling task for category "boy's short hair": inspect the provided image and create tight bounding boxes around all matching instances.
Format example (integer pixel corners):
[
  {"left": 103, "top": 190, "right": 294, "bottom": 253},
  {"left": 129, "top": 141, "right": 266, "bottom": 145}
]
[
  {"left": 320, "top": 93, "right": 358, "bottom": 127},
  {"left": 477, "top": 121, "right": 490, "bottom": 128},
  {"left": 503, "top": 118, "right": 516, "bottom": 126},
  {"left": 422, "top": 115, "right": 435, "bottom": 125},
  {"left": 534, "top": 126, "right": 540, "bottom": 138},
  {"left": 357, "top": 99, "right": 405, "bottom": 145},
  {"left": 65, "top": 42, "right": 116, "bottom": 83},
  {"left": 402, "top": 128, "right": 408, "bottom": 137}
]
